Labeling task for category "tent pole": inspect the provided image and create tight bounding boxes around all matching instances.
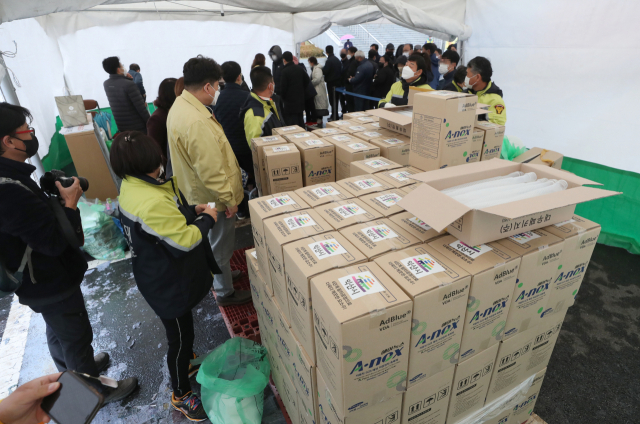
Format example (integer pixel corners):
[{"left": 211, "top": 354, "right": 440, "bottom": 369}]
[{"left": 0, "top": 55, "right": 46, "bottom": 178}]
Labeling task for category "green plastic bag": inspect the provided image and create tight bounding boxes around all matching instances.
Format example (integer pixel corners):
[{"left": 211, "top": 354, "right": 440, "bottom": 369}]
[
  {"left": 78, "top": 198, "right": 126, "bottom": 260},
  {"left": 196, "top": 338, "right": 271, "bottom": 424},
  {"left": 501, "top": 135, "right": 528, "bottom": 161}
]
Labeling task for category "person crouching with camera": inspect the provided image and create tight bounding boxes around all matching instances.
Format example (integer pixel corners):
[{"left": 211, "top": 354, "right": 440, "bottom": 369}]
[
  {"left": 0, "top": 103, "right": 138, "bottom": 403},
  {"left": 111, "top": 130, "right": 219, "bottom": 421}
]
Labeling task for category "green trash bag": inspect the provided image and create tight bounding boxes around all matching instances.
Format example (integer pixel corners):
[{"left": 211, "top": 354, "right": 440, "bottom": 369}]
[
  {"left": 196, "top": 338, "right": 271, "bottom": 424},
  {"left": 501, "top": 135, "right": 528, "bottom": 161},
  {"left": 77, "top": 198, "right": 126, "bottom": 260}
]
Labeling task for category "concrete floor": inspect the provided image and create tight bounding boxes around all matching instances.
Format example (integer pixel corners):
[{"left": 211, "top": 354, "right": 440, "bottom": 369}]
[{"left": 0, "top": 232, "right": 637, "bottom": 423}]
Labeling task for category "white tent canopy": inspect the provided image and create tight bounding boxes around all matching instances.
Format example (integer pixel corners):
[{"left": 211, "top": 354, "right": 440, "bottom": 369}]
[{"left": 1, "top": 0, "right": 639, "bottom": 172}]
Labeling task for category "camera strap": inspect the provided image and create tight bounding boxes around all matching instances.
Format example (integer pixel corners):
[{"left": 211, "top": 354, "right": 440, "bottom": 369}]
[{"left": 48, "top": 197, "right": 83, "bottom": 249}]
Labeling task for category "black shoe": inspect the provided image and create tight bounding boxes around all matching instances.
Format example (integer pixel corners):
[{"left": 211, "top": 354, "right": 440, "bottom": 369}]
[
  {"left": 217, "top": 289, "right": 252, "bottom": 306},
  {"left": 103, "top": 377, "right": 138, "bottom": 404},
  {"left": 231, "top": 269, "right": 244, "bottom": 281},
  {"left": 236, "top": 210, "right": 247, "bottom": 220},
  {"left": 171, "top": 391, "right": 208, "bottom": 422},
  {"left": 94, "top": 352, "right": 110, "bottom": 374}
]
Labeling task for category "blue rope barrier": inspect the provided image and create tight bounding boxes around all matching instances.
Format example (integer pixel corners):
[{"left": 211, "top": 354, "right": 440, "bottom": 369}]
[{"left": 335, "top": 87, "right": 382, "bottom": 102}]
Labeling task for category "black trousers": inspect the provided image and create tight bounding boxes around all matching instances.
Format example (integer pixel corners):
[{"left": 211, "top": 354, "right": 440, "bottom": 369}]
[
  {"left": 235, "top": 153, "right": 254, "bottom": 188},
  {"left": 354, "top": 96, "right": 367, "bottom": 112},
  {"left": 304, "top": 97, "right": 317, "bottom": 123},
  {"left": 160, "top": 311, "right": 195, "bottom": 396},
  {"left": 30, "top": 287, "right": 99, "bottom": 377},
  {"left": 346, "top": 90, "right": 355, "bottom": 114},
  {"left": 284, "top": 113, "right": 305, "bottom": 128},
  {"left": 327, "top": 84, "right": 337, "bottom": 120}
]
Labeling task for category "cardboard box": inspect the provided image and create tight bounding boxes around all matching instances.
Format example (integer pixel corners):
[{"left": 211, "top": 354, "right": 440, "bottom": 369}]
[
  {"left": 510, "top": 368, "right": 547, "bottom": 424},
  {"left": 352, "top": 130, "right": 387, "bottom": 142},
  {"left": 407, "top": 86, "right": 434, "bottom": 105},
  {"left": 543, "top": 215, "right": 601, "bottom": 314},
  {"left": 273, "top": 125, "right": 305, "bottom": 136},
  {"left": 342, "top": 124, "right": 371, "bottom": 134},
  {"left": 513, "top": 147, "right": 564, "bottom": 170},
  {"left": 526, "top": 307, "right": 567, "bottom": 375},
  {"left": 376, "top": 167, "right": 423, "bottom": 189},
  {"left": 475, "top": 121, "right": 505, "bottom": 161},
  {"left": 408, "top": 91, "right": 477, "bottom": 171},
  {"left": 343, "top": 112, "right": 371, "bottom": 120},
  {"left": 264, "top": 210, "right": 333, "bottom": 319},
  {"left": 312, "top": 127, "right": 347, "bottom": 137},
  {"left": 275, "top": 301, "right": 297, "bottom": 379},
  {"left": 350, "top": 158, "right": 403, "bottom": 177},
  {"left": 282, "top": 131, "right": 319, "bottom": 143},
  {"left": 292, "top": 336, "right": 320, "bottom": 424},
  {"left": 389, "top": 212, "right": 444, "bottom": 243},
  {"left": 428, "top": 235, "right": 521, "bottom": 362},
  {"left": 322, "top": 134, "right": 361, "bottom": 145},
  {"left": 316, "top": 371, "right": 403, "bottom": 424},
  {"left": 339, "top": 219, "right": 421, "bottom": 260},
  {"left": 314, "top": 198, "right": 384, "bottom": 230},
  {"left": 485, "top": 326, "right": 537, "bottom": 404},
  {"left": 295, "top": 182, "right": 355, "bottom": 208},
  {"left": 358, "top": 188, "right": 411, "bottom": 217},
  {"left": 495, "top": 230, "right": 564, "bottom": 339},
  {"left": 468, "top": 129, "right": 484, "bottom": 164},
  {"left": 369, "top": 134, "right": 411, "bottom": 166},
  {"left": 336, "top": 174, "right": 392, "bottom": 197},
  {"left": 362, "top": 122, "right": 382, "bottom": 131},
  {"left": 367, "top": 106, "right": 414, "bottom": 136},
  {"left": 291, "top": 138, "right": 336, "bottom": 186},
  {"left": 398, "top": 160, "right": 619, "bottom": 246},
  {"left": 375, "top": 246, "right": 471, "bottom": 386},
  {"left": 326, "top": 119, "right": 358, "bottom": 129},
  {"left": 278, "top": 365, "right": 301, "bottom": 424},
  {"left": 311, "top": 262, "right": 413, "bottom": 414},
  {"left": 446, "top": 343, "right": 499, "bottom": 424},
  {"left": 264, "top": 144, "right": 303, "bottom": 193},
  {"left": 251, "top": 135, "right": 288, "bottom": 196},
  {"left": 283, "top": 232, "right": 367, "bottom": 359},
  {"left": 253, "top": 272, "right": 278, "bottom": 340},
  {"left": 249, "top": 193, "right": 310, "bottom": 292},
  {"left": 400, "top": 366, "right": 455, "bottom": 424},
  {"left": 334, "top": 142, "right": 381, "bottom": 180},
  {"left": 352, "top": 115, "right": 378, "bottom": 124}
]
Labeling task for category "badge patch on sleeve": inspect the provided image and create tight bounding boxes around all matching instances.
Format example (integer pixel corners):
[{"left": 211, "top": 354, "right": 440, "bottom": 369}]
[{"left": 494, "top": 104, "right": 505, "bottom": 114}]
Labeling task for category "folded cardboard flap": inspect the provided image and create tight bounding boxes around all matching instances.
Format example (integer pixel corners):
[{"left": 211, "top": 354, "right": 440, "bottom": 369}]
[
  {"left": 397, "top": 184, "right": 471, "bottom": 232},
  {"left": 519, "top": 163, "right": 602, "bottom": 186},
  {"left": 366, "top": 107, "right": 413, "bottom": 125}
]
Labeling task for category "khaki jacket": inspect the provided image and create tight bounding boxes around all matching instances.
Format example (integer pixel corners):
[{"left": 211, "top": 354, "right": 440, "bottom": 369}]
[{"left": 167, "top": 90, "right": 244, "bottom": 209}]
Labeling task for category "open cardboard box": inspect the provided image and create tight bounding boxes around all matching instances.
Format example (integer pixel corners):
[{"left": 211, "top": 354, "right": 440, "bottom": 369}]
[
  {"left": 397, "top": 159, "right": 620, "bottom": 246},
  {"left": 367, "top": 106, "right": 413, "bottom": 136}
]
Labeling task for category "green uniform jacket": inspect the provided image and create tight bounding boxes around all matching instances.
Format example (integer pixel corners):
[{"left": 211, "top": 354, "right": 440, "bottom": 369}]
[
  {"left": 242, "top": 92, "right": 286, "bottom": 146},
  {"left": 378, "top": 79, "right": 433, "bottom": 107},
  {"left": 470, "top": 81, "right": 507, "bottom": 126}
]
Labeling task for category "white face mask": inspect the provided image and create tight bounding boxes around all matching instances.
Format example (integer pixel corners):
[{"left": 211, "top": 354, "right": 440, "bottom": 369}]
[
  {"left": 401, "top": 66, "right": 415, "bottom": 80},
  {"left": 347, "top": 54, "right": 352, "bottom": 60},
  {"left": 271, "top": 54, "right": 277, "bottom": 61},
  {"left": 205, "top": 84, "right": 217, "bottom": 105},
  {"left": 464, "top": 74, "right": 477, "bottom": 90},
  {"left": 403, "top": 52, "right": 410, "bottom": 58},
  {"left": 439, "top": 63, "right": 450, "bottom": 74},
  {"left": 156, "top": 164, "right": 165, "bottom": 181}
]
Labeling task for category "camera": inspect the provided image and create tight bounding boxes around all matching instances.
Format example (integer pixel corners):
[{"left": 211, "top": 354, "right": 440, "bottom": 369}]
[{"left": 40, "top": 170, "right": 89, "bottom": 197}]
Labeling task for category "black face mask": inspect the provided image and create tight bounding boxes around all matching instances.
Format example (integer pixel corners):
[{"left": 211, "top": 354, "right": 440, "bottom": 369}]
[
  {"left": 340, "top": 53, "right": 347, "bottom": 59},
  {"left": 13, "top": 134, "right": 39, "bottom": 158}
]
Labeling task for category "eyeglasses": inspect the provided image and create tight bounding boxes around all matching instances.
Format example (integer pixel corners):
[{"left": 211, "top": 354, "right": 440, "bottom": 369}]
[{"left": 15, "top": 127, "right": 35, "bottom": 135}]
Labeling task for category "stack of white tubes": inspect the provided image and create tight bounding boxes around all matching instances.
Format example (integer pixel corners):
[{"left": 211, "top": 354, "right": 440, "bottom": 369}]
[{"left": 442, "top": 172, "right": 568, "bottom": 209}]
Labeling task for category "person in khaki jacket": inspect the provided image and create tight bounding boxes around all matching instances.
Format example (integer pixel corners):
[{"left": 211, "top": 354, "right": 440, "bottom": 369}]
[{"left": 167, "top": 55, "right": 251, "bottom": 306}]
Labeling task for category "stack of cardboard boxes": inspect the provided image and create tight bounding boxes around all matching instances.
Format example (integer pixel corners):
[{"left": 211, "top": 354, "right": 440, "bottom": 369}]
[{"left": 246, "top": 152, "right": 614, "bottom": 423}]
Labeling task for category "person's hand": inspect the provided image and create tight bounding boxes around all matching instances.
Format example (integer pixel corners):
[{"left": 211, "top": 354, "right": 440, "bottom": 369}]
[
  {"left": 202, "top": 205, "right": 218, "bottom": 223},
  {"left": 0, "top": 372, "right": 61, "bottom": 424},
  {"left": 56, "top": 177, "right": 83, "bottom": 210},
  {"left": 384, "top": 102, "right": 396, "bottom": 108},
  {"left": 195, "top": 204, "right": 208, "bottom": 215},
  {"left": 225, "top": 204, "right": 238, "bottom": 219}
]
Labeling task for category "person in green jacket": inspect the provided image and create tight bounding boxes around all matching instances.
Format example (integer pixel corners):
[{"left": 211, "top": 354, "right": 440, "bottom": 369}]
[
  {"left": 379, "top": 54, "right": 433, "bottom": 108},
  {"left": 241, "top": 66, "right": 286, "bottom": 146},
  {"left": 465, "top": 56, "right": 507, "bottom": 125}
]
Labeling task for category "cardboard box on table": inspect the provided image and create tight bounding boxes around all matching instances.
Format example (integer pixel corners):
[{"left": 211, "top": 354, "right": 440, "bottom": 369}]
[
  {"left": 389, "top": 211, "right": 444, "bottom": 243},
  {"left": 400, "top": 366, "right": 455, "bottom": 424},
  {"left": 283, "top": 232, "right": 367, "bottom": 359},
  {"left": 367, "top": 106, "right": 414, "bottom": 136},
  {"left": 375, "top": 166, "right": 422, "bottom": 189},
  {"left": 475, "top": 121, "right": 505, "bottom": 161},
  {"left": 339, "top": 218, "right": 421, "bottom": 260},
  {"left": 264, "top": 210, "right": 332, "bottom": 320},
  {"left": 368, "top": 133, "right": 411, "bottom": 166},
  {"left": 273, "top": 125, "right": 305, "bottom": 136},
  {"left": 494, "top": 230, "right": 564, "bottom": 339},
  {"left": 250, "top": 135, "right": 288, "bottom": 196},
  {"left": 543, "top": 215, "right": 601, "bottom": 314},
  {"left": 358, "top": 188, "right": 411, "bottom": 217},
  {"left": 311, "top": 262, "right": 412, "bottom": 415},
  {"left": 313, "top": 198, "right": 383, "bottom": 231},
  {"left": 335, "top": 174, "right": 391, "bottom": 197},
  {"left": 350, "top": 157, "right": 403, "bottom": 177},
  {"left": 375, "top": 246, "right": 470, "bottom": 387},
  {"left": 290, "top": 138, "right": 336, "bottom": 186},
  {"left": 292, "top": 335, "right": 320, "bottom": 424},
  {"left": 428, "top": 235, "right": 521, "bottom": 362},
  {"left": 264, "top": 145, "right": 303, "bottom": 193},
  {"left": 333, "top": 142, "right": 380, "bottom": 180},
  {"left": 322, "top": 133, "right": 361, "bottom": 146},
  {"left": 249, "top": 193, "right": 310, "bottom": 294},
  {"left": 513, "top": 147, "right": 564, "bottom": 170},
  {"left": 312, "top": 127, "right": 347, "bottom": 137},
  {"left": 398, "top": 159, "right": 619, "bottom": 246},
  {"left": 282, "top": 131, "right": 320, "bottom": 143},
  {"left": 294, "top": 182, "right": 354, "bottom": 208},
  {"left": 316, "top": 370, "right": 403, "bottom": 424}
]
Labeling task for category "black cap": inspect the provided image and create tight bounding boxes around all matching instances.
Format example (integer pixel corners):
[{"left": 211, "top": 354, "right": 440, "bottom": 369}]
[{"left": 386, "top": 43, "right": 394, "bottom": 50}]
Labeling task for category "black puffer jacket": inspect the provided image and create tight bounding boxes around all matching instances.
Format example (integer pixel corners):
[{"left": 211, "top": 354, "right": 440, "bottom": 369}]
[
  {"left": 0, "top": 157, "right": 87, "bottom": 307},
  {"left": 279, "top": 62, "right": 311, "bottom": 114},
  {"left": 323, "top": 54, "right": 343, "bottom": 85},
  {"left": 214, "top": 83, "right": 252, "bottom": 159},
  {"left": 103, "top": 74, "right": 150, "bottom": 132}
]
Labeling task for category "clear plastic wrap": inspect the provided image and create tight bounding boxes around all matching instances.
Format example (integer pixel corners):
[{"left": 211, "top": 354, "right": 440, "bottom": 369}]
[
  {"left": 441, "top": 172, "right": 524, "bottom": 195},
  {"left": 445, "top": 172, "right": 536, "bottom": 198}
]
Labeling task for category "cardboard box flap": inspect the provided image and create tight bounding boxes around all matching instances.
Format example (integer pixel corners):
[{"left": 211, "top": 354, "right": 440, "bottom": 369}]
[
  {"left": 476, "top": 108, "right": 489, "bottom": 116},
  {"left": 411, "top": 159, "right": 519, "bottom": 186},
  {"left": 519, "top": 163, "right": 602, "bottom": 186},
  {"left": 366, "top": 108, "right": 413, "bottom": 125},
  {"left": 479, "top": 186, "right": 621, "bottom": 219},
  {"left": 477, "top": 103, "right": 490, "bottom": 110},
  {"left": 397, "top": 184, "right": 471, "bottom": 232}
]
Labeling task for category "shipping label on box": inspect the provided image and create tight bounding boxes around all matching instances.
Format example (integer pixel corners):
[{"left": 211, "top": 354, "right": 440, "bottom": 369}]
[
  {"left": 339, "top": 219, "right": 421, "bottom": 260},
  {"left": 543, "top": 215, "right": 601, "bottom": 314},
  {"left": 352, "top": 130, "right": 386, "bottom": 142},
  {"left": 312, "top": 127, "right": 348, "bottom": 137},
  {"left": 292, "top": 336, "right": 319, "bottom": 424},
  {"left": 336, "top": 174, "right": 391, "bottom": 197},
  {"left": 350, "top": 158, "right": 403, "bottom": 177},
  {"left": 375, "top": 167, "right": 421, "bottom": 189},
  {"left": 446, "top": 343, "right": 499, "bottom": 424},
  {"left": 323, "top": 134, "right": 360, "bottom": 145},
  {"left": 251, "top": 135, "right": 287, "bottom": 196},
  {"left": 264, "top": 210, "right": 332, "bottom": 320},
  {"left": 526, "top": 308, "right": 566, "bottom": 375},
  {"left": 314, "top": 198, "right": 383, "bottom": 230},
  {"left": 401, "top": 366, "right": 455, "bottom": 424},
  {"left": 510, "top": 368, "right": 547, "bottom": 424},
  {"left": 369, "top": 134, "right": 411, "bottom": 166},
  {"left": 283, "top": 232, "right": 367, "bottom": 360},
  {"left": 264, "top": 145, "right": 304, "bottom": 193},
  {"left": 343, "top": 112, "right": 371, "bottom": 119},
  {"left": 316, "top": 371, "right": 403, "bottom": 424},
  {"left": 334, "top": 142, "right": 380, "bottom": 181},
  {"left": 358, "top": 189, "right": 408, "bottom": 217},
  {"left": 389, "top": 212, "right": 443, "bottom": 243},
  {"left": 475, "top": 121, "right": 505, "bottom": 162},
  {"left": 295, "top": 183, "right": 354, "bottom": 208},
  {"left": 283, "top": 131, "right": 318, "bottom": 143},
  {"left": 495, "top": 230, "right": 564, "bottom": 339},
  {"left": 291, "top": 138, "right": 336, "bottom": 186},
  {"left": 273, "top": 125, "right": 305, "bottom": 135},
  {"left": 468, "top": 130, "right": 484, "bottom": 164},
  {"left": 311, "top": 263, "right": 412, "bottom": 415},
  {"left": 428, "top": 236, "right": 521, "bottom": 362},
  {"left": 375, "top": 246, "right": 470, "bottom": 386}
]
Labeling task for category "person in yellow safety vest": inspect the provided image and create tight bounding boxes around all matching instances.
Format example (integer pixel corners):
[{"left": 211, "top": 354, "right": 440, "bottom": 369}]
[
  {"left": 379, "top": 53, "right": 433, "bottom": 108},
  {"left": 443, "top": 65, "right": 468, "bottom": 93},
  {"left": 241, "top": 66, "right": 286, "bottom": 146},
  {"left": 464, "top": 56, "right": 507, "bottom": 125}
]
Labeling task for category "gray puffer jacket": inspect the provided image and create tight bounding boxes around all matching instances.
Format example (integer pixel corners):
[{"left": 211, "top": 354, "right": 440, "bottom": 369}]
[{"left": 103, "top": 74, "right": 150, "bottom": 133}]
